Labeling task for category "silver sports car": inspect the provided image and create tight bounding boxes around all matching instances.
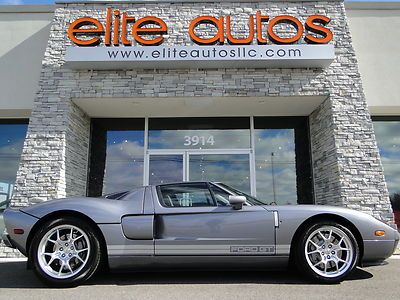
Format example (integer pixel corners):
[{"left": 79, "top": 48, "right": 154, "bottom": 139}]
[{"left": 2, "top": 182, "right": 399, "bottom": 287}]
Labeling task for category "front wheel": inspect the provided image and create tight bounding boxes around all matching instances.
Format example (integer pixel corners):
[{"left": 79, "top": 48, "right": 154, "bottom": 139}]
[
  {"left": 30, "top": 217, "right": 102, "bottom": 287},
  {"left": 295, "top": 222, "right": 359, "bottom": 284}
]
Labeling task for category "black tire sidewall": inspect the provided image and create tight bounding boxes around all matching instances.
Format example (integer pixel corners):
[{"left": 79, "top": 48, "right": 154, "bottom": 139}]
[
  {"left": 295, "top": 222, "right": 359, "bottom": 284},
  {"left": 30, "top": 217, "right": 101, "bottom": 287}
]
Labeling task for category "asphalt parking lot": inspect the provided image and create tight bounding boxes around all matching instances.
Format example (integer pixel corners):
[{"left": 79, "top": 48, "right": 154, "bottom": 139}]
[{"left": 0, "top": 258, "right": 399, "bottom": 300}]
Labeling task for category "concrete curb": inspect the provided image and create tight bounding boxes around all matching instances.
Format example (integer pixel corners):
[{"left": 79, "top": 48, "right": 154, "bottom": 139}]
[{"left": 0, "top": 258, "right": 27, "bottom": 263}]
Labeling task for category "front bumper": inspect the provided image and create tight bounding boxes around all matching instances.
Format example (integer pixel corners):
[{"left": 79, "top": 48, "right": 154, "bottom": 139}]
[
  {"left": 362, "top": 229, "right": 400, "bottom": 264},
  {"left": 3, "top": 208, "right": 39, "bottom": 256}
]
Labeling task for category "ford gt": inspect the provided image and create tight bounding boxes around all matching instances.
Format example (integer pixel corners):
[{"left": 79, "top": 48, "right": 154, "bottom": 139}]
[{"left": 2, "top": 182, "right": 399, "bottom": 287}]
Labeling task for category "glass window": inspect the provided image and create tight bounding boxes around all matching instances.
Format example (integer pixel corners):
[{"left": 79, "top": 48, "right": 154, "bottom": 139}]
[
  {"left": 88, "top": 118, "right": 145, "bottom": 196},
  {"left": 158, "top": 183, "right": 215, "bottom": 207},
  {"left": 89, "top": 117, "right": 312, "bottom": 205},
  {"left": 149, "top": 154, "right": 183, "bottom": 185},
  {"left": 102, "top": 130, "right": 144, "bottom": 195},
  {"left": 212, "top": 183, "right": 268, "bottom": 206},
  {"left": 373, "top": 120, "right": 400, "bottom": 227},
  {"left": 0, "top": 122, "right": 28, "bottom": 210},
  {"left": 209, "top": 184, "right": 231, "bottom": 206},
  {"left": 148, "top": 117, "right": 250, "bottom": 150},
  {"left": 254, "top": 128, "right": 297, "bottom": 205},
  {"left": 189, "top": 154, "right": 251, "bottom": 194},
  {"left": 0, "top": 121, "right": 28, "bottom": 239},
  {"left": 253, "top": 116, "right": 310, "bottom": 205}
]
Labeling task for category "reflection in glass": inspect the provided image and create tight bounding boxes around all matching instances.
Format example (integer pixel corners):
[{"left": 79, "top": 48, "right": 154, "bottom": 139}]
[
  {"left": 255, "top": 129, "right": 297, "bottom": 205},
  {"left": 0, "top": 122, "right": 27, "bottom": 239},
  {"left": 0, "top": 123, "right": 27, "bottom": 209},
  {"left": 102, "top": 131, "right": 144, "bottom": 194},
  {"left": 189, "top": 154, "right": 251, "bottom": 194},
  {"left": 149, "top": 129, "right": 250, "bottom": 150},
  {"left": 0, "top": 184, "right": 13, "bottom": 210},
  {"left": 149, "top": 155, "right": 184, "bottom": 185},
  {"left": 374, "top": 121, "right": 400, "bottom": 227}
]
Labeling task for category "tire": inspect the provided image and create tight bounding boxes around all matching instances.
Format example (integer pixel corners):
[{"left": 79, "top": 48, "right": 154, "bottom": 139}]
[
  {"left": 30, "top": 217, "right": 102, "bottom": 287},
  {"left": 294, "top": 222, "right": 359, "bottom": 284}
]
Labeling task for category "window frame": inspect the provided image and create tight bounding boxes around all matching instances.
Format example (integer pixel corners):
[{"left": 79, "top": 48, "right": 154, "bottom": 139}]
[{"left": 156, "top": 182, "right": 218, "bottom": 208}]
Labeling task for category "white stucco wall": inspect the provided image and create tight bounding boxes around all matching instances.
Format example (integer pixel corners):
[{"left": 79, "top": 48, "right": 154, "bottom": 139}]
[
  {"left": 346, "top": 2, "right": 400, "bottom": 115},
  {"left": 0, "top": 5, "right": 53, "bottom": 118}
]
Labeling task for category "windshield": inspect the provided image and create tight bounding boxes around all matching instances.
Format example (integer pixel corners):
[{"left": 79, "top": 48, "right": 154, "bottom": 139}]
[{"left": 215, "top": 183, "right": 268, "bottom": 205}]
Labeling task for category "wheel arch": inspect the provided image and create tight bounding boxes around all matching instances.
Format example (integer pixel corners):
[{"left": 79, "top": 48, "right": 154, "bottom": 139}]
[
  {"left": 289, "top": 213, "right": 364, "bottom": 266},
  {"left": 26, "top": 210, "right": 109, "bottom": 270}
]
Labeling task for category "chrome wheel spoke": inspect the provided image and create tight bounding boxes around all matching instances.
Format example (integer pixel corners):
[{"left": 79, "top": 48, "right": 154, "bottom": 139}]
[
  {"left": 73, "top": 234, "right": 83, "bottom": 242},
  {"left": 328, "top": 230, "right": 333, "bottom": 242},
  {"left": 313, "top": 261, "right": 323, "bottom": 267},
  {"left": 307, "top": 249, "right": 319, "bottom": 255},
  {"left": 337, "top": 258, "right": 347, "bottom": 264},
  {"left": 318, "top": 231, "right": 327, "bottom": 240},
  {"left": 66, "top": 261, "right": 73, "bottom": 274},
  {"left": 58, "top": 262, "right": 65, "bottom": 276},
  {"left": 77, "top": 248, "right": 89, "bottom": 253},
  {"left": 333, "top": 260, "right": 339, "bottom": 271},
  {"left": 75, "top": 255, "right": 85, "bottom": 263},
  {"left": 46, "top": 256, "right": 56, "bottom": 266}
]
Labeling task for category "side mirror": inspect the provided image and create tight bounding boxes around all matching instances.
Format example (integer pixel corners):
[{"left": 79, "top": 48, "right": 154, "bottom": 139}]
[{"left": 229, "top": 195, "right": 246, "bottom": 210}]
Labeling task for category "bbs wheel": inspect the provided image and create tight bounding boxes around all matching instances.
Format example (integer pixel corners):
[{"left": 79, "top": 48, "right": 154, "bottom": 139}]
[
  {"left": 295, "top": 222, "right": 359, "bottom": 284},
  {"left": 30, "top": 217, "right": 102, "bottom": 287}
]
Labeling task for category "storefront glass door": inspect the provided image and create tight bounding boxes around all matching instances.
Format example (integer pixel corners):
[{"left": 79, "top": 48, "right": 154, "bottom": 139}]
[
  {"left": 89, "top": 117, "right": 313, "bottom": 205},
  {"left": 188, "top": 152, "right": 251, "bottom": 194},
  {"left": 147, "top": 151, "right": 251, "bottom": 194},
  {"left": 148, "top": 154, "right": 184, "bottom": 185}
]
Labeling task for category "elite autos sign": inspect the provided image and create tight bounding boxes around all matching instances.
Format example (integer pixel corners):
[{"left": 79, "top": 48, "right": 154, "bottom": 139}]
[
  {"left": 67, "top": 8, "right": 333, "bottom": 46},
  {"left": 65, "top": 8, "right": 335, "bottom": 69}
]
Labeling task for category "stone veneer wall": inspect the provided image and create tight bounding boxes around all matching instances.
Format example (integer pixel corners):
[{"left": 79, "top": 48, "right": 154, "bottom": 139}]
[{"left": 1, "top": 0, "right": 393, "bottom": 257}]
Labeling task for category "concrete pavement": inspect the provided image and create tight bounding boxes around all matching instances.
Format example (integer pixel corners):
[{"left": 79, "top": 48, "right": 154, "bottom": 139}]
[{"left": 0, "top": 258, "right": 399, "bottom": 300}]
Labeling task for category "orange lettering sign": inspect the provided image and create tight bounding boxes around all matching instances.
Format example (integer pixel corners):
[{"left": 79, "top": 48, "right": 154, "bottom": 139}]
[
  {"left": 67, "top": 8, "right": 334, "bottom": 47},
  {"left": 305, "top": 15, "right": 333, "bottom": 44},
  {"left": 226, "top": 15, "right": 254, "bottom": 45},
  {"left": 121, "top": 12, "right": 135, "bottom": 46},
  {"left": 188, "top": 16, "right": 224, "bottom": 45},
  {"left": 67, "top": 17, "right": 104, "bottom": 46},
  {"left": 256, "top": 11, "right": 270, "bottom": 44},
  {"left": 132, "top": 16, "right": 168, "bottom": 46},
  {"left": 267, "top": 15, "right": 304, "bottom": 45}
]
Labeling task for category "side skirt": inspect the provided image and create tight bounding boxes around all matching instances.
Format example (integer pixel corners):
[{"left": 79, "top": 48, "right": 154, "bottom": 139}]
[{"left": 108, "top": 255, "right": 290, "bottom": 271}]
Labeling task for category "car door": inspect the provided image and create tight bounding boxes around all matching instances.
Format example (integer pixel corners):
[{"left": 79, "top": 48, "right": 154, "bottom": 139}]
[{"left": 153, "top": 182, "right": 276, "bottom": 256}]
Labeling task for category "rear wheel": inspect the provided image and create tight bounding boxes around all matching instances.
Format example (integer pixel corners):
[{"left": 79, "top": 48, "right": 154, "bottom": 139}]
[
  {"left": 295, "top": 222, "right": 359, "bottom": 283},
  {"left": 30, "top": 217, "right": 101, "bottom": 287}
]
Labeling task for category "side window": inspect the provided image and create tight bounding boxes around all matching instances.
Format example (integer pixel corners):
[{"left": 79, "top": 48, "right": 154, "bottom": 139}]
[
  {"left": 209, "top": 184, "right": 231, "bottom": 207},
  {"left": 158, "top": 183, "right": 216, "bottom": 207}
]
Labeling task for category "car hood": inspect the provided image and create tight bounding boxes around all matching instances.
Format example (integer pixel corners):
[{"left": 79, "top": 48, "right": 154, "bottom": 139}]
[{"left": 264, "top": 204, "right": 399, "bottom": 241}]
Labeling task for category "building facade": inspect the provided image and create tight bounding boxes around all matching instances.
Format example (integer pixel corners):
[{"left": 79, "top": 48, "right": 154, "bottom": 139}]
[{"left": 1, "top": 0, "right": 400, "bottom": 257}]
